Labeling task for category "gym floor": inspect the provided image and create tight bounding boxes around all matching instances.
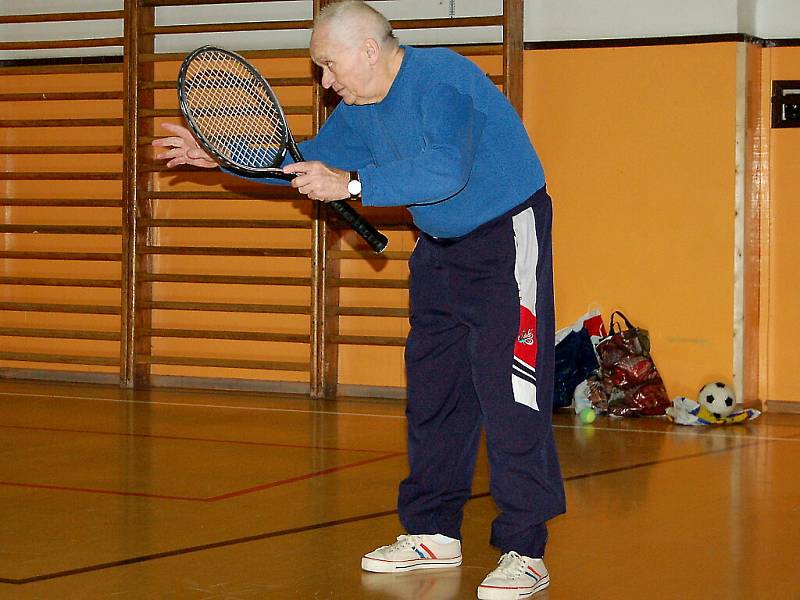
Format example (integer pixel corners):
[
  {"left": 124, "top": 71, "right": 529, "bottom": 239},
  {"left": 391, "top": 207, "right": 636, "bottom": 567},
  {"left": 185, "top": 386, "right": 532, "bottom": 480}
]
[{"left": 0, "top": 380, "right": 798, "bottom": 599}]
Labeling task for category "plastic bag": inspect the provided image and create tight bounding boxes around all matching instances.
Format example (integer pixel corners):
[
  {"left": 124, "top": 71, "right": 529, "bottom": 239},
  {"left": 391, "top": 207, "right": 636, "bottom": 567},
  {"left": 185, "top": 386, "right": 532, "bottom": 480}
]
[{"left": 592, "top": 311, "right": 670, "bottom": 417}]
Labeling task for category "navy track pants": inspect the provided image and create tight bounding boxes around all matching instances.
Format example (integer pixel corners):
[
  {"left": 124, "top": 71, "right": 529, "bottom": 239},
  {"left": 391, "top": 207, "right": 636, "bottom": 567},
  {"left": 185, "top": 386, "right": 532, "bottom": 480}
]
[{"left": 398, "top": 187, "right": 566, "bottom": 558}]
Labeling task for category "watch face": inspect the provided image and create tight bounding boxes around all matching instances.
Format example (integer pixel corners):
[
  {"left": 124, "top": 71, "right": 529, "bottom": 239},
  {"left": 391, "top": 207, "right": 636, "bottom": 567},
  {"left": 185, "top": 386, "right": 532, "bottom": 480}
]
[{"left": 348, "top": 178, "right": 362, "bottom": 196}]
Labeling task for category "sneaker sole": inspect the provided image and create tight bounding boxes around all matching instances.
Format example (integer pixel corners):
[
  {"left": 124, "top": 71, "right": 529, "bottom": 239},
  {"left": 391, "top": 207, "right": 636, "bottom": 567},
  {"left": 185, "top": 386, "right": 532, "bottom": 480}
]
[
  {"left": 361, "top": 555, "right": 463, "bottom": 573},
  {"left": 477, "top": 575, "right": 550, "bottom": 599}
]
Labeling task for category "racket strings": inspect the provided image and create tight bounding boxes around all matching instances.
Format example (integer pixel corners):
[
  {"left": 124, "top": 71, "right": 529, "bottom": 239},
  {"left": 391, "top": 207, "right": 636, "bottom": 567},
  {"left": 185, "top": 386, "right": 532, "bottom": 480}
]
[{"left": 182, "top": 50, "right": 287, "bottom": 168}]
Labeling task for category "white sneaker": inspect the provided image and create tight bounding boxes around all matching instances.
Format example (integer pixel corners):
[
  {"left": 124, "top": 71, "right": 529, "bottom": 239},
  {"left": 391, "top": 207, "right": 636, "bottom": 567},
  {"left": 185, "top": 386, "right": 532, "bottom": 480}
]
[
  {"left": 361, "top": 534, "right": 463, "bottom": 573},
  {"left": 477, "top": 551, "right": 549, "bottom": 599}
]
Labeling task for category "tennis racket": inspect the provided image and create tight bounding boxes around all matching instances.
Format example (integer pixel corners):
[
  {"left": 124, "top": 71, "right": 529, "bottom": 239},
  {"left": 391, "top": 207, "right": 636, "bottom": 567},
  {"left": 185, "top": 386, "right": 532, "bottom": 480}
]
[{"left": 177, "top": 45, "right": 388, "bottom": 254}]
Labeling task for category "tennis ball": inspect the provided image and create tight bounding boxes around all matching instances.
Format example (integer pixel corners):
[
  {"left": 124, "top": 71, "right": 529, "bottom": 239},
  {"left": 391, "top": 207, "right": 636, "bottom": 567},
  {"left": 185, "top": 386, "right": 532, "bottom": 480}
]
[{"left": 579, "top": 407, "right": 596, "bottom": 424}]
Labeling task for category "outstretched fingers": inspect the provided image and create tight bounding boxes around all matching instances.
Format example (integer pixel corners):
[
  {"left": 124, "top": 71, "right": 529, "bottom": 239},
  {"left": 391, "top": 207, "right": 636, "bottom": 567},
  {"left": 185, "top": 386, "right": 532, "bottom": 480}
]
[{"left": 151, "top": 123, "right": 217, "bottom": 169}]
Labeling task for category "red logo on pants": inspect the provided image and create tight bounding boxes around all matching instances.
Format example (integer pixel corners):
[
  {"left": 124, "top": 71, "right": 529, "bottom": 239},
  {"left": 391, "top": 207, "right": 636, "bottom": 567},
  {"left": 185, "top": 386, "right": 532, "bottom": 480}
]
[{"left": 515, "top": 306, "right": 537, "bottom": 367}]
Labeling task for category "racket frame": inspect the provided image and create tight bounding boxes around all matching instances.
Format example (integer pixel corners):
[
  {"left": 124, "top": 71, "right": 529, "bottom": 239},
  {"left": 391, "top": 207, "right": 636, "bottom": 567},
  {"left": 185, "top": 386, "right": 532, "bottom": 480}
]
[
  {"left": 176, "top": 45, "right": 388, "bottom": 253},
  {"left": 177, "top": 45, "right": 293, "bottom": 179}
]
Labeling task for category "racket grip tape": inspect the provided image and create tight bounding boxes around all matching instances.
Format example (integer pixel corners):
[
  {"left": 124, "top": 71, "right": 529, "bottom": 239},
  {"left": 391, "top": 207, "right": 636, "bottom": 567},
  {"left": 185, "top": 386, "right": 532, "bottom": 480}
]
[{"left": 329, "top": 200, "right": 388, "bottom": 254}]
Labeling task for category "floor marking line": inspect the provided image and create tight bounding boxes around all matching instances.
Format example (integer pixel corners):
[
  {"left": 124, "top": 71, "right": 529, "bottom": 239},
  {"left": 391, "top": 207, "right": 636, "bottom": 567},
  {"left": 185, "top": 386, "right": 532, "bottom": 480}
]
[
  {"left": 0, "top": 480, "right": 201, "bottom": 502},
  {"left": 551, "top": 423, "right": 800, "bottom": 443},
  {"left": 0, "top": 391, "right": 407, "bottom": 420},
  {"left": 2, "top": 392, "right": 799, "bottom": 442},
  {"left": 0, "top": 423, "right": 394, "bottom": 454},
  {"left": 0, "top": 434, "right": 774, "bottom": 586},
  {"left": 206, "top": 452, "right": 404, "bottom": 501},
  {"left": 0, "top": 453, "right": 403, "bottom": 503},
  {"left": 0, "top": 507, "right": 402, "bottom": 585}
]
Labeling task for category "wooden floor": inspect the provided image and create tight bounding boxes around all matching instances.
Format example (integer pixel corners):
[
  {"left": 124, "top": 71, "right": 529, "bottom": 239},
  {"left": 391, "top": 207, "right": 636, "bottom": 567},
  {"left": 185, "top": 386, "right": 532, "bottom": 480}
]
[{"left": 0, "top": 380, "right": 798, "bottom": 599}]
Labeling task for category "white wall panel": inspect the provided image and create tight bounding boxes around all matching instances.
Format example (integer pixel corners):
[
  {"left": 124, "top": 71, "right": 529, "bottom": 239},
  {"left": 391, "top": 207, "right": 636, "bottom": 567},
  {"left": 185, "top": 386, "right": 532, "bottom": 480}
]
[
  {"left": 0, "top": 0, "right": 796, "bottom": 61},
  {"left": 0, "top": 0, "right": 121, "bottom": 14},
  {"left": 738, "top": 0, "right": 758, "bottom": 35},
  {"left": 524, "top": 0, "right": 740, "bottom": 41},
  {"left": 0, "top": 1, "right": 123, "bottom": 60},
  {"left": 154, "top": 0, "right": 504, "bottom": 53},
  {"left": 756, "top": 0, "right": 800, "bottom": 38}
]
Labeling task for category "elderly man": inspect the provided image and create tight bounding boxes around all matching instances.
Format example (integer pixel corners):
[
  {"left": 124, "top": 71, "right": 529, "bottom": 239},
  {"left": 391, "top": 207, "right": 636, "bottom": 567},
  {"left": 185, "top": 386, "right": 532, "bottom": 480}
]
[{"left": 153, "top": 2, "right": 565, "bottom": 598}]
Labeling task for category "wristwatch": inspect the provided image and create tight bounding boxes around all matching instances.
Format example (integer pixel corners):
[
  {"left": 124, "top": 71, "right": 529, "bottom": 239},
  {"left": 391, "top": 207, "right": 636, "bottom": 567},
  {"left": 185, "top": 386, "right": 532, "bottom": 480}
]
[{"left": 347, "top": 170, "right": 362, "bottom": 198}]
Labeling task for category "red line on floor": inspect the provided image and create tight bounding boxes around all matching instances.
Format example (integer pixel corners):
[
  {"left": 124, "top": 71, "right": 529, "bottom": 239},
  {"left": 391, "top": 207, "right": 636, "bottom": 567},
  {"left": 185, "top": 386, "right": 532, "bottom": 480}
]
[
  {"left": 0, "top": 423, "right": 397, "bottom": 454},
  {"left": 207, "top": 452, "right": 406, "bottom": 501},
  {"left": 0, "top": 480, "right": 201, "bottom": 501},
  {"left": 0, "top": 452, "right": 405, "bottom": 502}
]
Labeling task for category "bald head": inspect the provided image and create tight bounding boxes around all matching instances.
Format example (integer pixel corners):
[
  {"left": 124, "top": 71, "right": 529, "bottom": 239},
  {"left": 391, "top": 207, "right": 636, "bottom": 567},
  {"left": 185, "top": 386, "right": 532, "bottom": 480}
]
[
  {"left": 315, "top": 1, "right": 397, "bottom": 50},
  {"left": 310, "top": 1, "right": 404, "bottom": 105}
]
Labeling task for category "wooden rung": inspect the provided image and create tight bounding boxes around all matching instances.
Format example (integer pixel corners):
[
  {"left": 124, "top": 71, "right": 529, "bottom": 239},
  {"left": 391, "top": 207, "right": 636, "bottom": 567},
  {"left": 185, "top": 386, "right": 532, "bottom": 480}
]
[
  {"left": 0, "top": 172, "right": 123, "bottom": 181},
  {"left": 329, "top": 278, "right": 409, "bottom": 289},
  {"left": 0, "top": 351, "right": 118, "bottom": 366},
  {"left": 0, "top": 302, "right": 120, "bottom": 315},
  {"left": 141, "top": 0, "right": 298, "bottom": 6},
  {"left": 136, "top": 354, "right": 309, "bottom": 372},
  {"left": 143, "top": 15, "right": 501, "bottom": 38},
  {"left": 329, "top": 335, "right": 407, "bottom": 346},
  {"left": 329, "top": 249, "right": 412, "bottom": 261},
  {"left": 0, "top": 91, "right": 123, "bottom": 102},
  {"left": 392, "top": 16, "right": 504, "bottom": 30},
  {"left": 143, "top": 189, "right": 301, "bottom": 200},
  {"left": 141, "top": 245, "right": 311, "bottom": 258},
  {"left": 0, "top": 327, "right": 119, "bottom": 341},
  {"left": 0, "top": 118, "right": 124, "bottom": 127},
  {"left": 0, "top": 276, "right": 120, "bottom": 288},
  {"left": 143, "top": 301, "right": 309, "bottom": 315},
  {"left": 0, "top": 146, "right": 123, "bottom": 154},
  {"left": 139, "top": 273, "right": 310, "bottom": 286},
  {"left": 142, "top": 328, "right": 309, "bottom": 343},
  {"left": 140, "top": 218, "right": 310, "bottom": 229},
  {"left": 0, "top": 198, "right": 122, "bottom": 207},
  {"left": 333, "top": 307, "right": 409, "bottom": 317},
  {"left": 139, "top": 48, "right": 310, "bottom": 63},
  {"left": 140, "top": 80, "right": 181, "bottom": 90},
  {"left": 447, "top": 44, "right": 503, "bottom": 56},
  {"left": 0, "top": 251, "right": 122, "bottom": 261},
  {"left": 0, "top": 225, "right": 122, "bottom": 235},
  {"left": 0, "top": 11, "right": 124, "bottom": 25},
  {"left": 145, "top": 20, "right": 314, "bottom": 36},
  {"left": 140, "top": 76, "right": 313, "bottom": 89},
  {"left": 140, "top": 134, "right": 311, "bottom": 145},
  {"left": 0, "top": 38, "right": 124, "bottom": 51},
  {"left": 140, "top": 105, "right": 312, "bottom": 117},
  {"left": 0, "top": 64, "right": 122, "bottom": 76}
]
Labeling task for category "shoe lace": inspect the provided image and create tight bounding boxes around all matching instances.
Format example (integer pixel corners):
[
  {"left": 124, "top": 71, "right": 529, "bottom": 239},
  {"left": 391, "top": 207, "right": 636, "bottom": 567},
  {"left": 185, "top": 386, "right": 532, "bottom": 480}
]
[
  {"left": 386, "top": 534, "right": 421, "bottom": 552},
  {"left": 493, "top": 551, "right": 527, "bottom": 578}
]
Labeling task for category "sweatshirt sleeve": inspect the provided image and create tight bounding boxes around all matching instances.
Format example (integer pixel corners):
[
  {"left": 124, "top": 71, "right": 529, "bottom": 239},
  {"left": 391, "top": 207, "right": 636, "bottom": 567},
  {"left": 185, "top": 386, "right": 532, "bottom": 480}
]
[{"left": 359, "top": 83, "right": 486, "bottom": 208}]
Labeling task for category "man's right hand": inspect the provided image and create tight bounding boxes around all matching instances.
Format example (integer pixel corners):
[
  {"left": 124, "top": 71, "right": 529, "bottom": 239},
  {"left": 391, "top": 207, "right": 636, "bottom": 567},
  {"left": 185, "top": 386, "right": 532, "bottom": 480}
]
[{"left": 151, "top": 122, "right": 218, "bottom": 169}]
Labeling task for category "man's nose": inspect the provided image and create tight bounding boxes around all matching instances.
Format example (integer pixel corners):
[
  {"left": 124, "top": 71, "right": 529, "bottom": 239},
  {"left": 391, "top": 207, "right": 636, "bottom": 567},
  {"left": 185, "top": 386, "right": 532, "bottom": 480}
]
[{"left": 321, "top": 69, "right": 334, "bottom": 89}]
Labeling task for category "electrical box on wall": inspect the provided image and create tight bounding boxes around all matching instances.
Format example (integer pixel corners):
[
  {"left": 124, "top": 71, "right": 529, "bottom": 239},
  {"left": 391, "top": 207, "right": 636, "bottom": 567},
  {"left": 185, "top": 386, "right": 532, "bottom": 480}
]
[{"left": 772, "top": 81, "right": 800, "bottom": 128}]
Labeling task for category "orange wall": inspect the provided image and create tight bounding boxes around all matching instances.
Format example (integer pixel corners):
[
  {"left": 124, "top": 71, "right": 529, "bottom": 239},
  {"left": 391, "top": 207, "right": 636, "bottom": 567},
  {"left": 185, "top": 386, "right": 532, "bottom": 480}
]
[
  {"left": 5, "top": 44, "right": 798, "bottom": 404},
  {"left": 763, "top": 46, "right": 800, "bottom": 404},
  {"left": 524, "top": 43, "right": 739, "bottom": 400},
  {"left": 0, "top": 70, "right": 122, "bottom": 375}
]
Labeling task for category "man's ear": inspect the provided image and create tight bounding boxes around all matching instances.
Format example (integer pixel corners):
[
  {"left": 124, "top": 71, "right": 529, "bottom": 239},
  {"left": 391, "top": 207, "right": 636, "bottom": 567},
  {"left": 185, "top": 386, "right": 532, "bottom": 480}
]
[{"left": 363, "top": 38, "right": 381, "bottom": 65}]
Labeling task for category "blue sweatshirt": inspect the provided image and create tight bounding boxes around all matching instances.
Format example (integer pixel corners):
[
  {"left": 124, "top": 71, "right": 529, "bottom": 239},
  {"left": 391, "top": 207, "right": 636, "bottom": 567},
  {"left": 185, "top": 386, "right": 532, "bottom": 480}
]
[{"left": 233, "top": 45, "right": 546, "bottom": 238}]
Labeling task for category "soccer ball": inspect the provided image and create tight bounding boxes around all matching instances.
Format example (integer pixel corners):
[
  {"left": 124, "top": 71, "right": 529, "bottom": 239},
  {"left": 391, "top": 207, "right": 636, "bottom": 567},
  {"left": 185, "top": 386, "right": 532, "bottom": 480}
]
[{"left": 698, "top": 382, "right": 736, "bottom": 419}]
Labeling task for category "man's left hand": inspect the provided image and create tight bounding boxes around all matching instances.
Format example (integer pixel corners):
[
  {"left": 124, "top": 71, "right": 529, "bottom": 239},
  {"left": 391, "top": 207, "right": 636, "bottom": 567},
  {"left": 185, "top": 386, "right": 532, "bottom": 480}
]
[{"left": 283, "top": 161, "right": 350, "bottom": 202}]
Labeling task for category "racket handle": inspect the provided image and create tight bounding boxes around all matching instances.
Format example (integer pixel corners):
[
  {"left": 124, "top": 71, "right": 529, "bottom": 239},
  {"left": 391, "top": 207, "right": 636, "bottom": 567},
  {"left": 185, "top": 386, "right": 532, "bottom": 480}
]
[
  {"left": 329, "top": 200, "right": 388, "bottom": 254},
  {"left": 285, "top": 138, "right": 387, "bottom": 252},
  {"left": 280, "top": 172, "right": 387, "bottom": 252}
]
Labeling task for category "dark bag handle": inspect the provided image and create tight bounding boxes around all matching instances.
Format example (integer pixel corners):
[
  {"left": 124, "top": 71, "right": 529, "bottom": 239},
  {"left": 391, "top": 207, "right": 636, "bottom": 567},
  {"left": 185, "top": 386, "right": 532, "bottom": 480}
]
[{"left": 609, "top": 311, "right": 637, "bottom": 334}]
